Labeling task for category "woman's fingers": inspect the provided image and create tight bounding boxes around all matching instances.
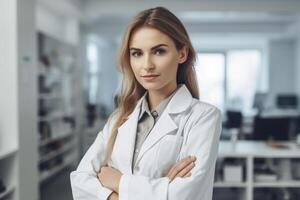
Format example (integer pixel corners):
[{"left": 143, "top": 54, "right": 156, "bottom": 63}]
[
  {"left": 175, "top": 162, "right": 195, "bottom": 178},
  {"left": 166, "top": 156, "right": 196, "bottom": 181},
  {"left": 167, "top": 156, "right": 196, "bottom": 180},
  {"left": 183, "top": 172, "right": 192, "bottom": 178},
  {"left": 167, "top": 156, "right": 195, "bottom": 177}
]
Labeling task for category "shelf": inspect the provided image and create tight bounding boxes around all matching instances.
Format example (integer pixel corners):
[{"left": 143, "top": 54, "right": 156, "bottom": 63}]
[
  {"left": 214, "top": 181, "right": 248, "bottom": 188},
  {"left": 254, "top": 181, "right": 300, "bottom": 188},
  {"left": 0, "top": 147, "right": 18, "bottom": 161},
  {"left": 39, "top": 93, "right": 62, "bottom": 100},
  {"left": 39, "top": 131, "right": 73, "bottom": 147},
  {"left": 39, "top": 110, "right": 75, "bottom": 121},
  {"left": 39, "top": 111, "right": 66, "bottom": 121},
  {"left": 39, "top": 142, "right": 74, "bottom": 163},
  {"left": 0, "top": 184, "right": 16, "bottom": 199},
  {"left": 39, "top": 157, "right": 75, "bottom": 182},
  {"left": 37, "top": 31, "right": 79, "bottom": 195},
  {"left": 38, "top": 71, "right": 47, "bottom": 76},
  {"left": 38, "top": 71, "right": 62, "bottom": 79}
]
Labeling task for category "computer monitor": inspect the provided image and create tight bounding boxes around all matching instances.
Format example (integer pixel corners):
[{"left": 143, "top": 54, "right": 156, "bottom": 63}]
[
  {"left": 276, "top": 94, "right": 298, "bottom": 109},
  {"left": 252, "top": 116, "right": 292, "bottom": 141}
]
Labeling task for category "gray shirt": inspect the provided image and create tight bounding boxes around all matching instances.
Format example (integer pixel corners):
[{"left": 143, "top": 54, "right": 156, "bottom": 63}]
[{"left": 132, "top": 90, "right": 177, "bottom": 168}]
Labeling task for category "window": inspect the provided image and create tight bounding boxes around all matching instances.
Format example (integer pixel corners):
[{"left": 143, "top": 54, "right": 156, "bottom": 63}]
[
  {"left": 195, "top": 53, "right": 225, "bottom": 110},
  {"left": 87, "top": 42, "right": 100, "bottom": 104},
  {"left": 195, "top": 50, "right": 262, "bottom": 115},
  {"left": 227, "top": 50, "right": 261, "bottom": 114}
]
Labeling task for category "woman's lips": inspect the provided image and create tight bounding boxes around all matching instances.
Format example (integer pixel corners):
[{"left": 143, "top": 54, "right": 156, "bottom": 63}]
[{"left": 141, "top": 74, "right": 160, "bottom": 81}]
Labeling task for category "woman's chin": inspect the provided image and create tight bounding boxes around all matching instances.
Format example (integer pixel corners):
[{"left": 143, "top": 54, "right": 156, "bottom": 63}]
[{"left": 140, "top": 82, "right": 162, "bottom": 91}]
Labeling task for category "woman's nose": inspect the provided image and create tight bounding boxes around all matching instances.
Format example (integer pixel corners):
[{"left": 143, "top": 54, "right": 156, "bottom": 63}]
[{"left": 143, "top": 55, "right": 155, "bottom": 71}]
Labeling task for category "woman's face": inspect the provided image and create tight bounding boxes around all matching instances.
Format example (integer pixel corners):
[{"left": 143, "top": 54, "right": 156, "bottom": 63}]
[{"left": 129, "top": 26, "right": 187, "bottom": 95}]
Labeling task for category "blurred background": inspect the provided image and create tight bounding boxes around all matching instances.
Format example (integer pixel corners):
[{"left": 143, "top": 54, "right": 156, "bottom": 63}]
[{"left": 1, "top": 0, "right": 300, "bottom": 200}]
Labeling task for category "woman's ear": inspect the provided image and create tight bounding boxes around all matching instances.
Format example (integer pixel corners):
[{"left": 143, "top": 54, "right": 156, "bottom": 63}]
[{"left": 178, "top": 46, "right": 188, "bottom": 64}]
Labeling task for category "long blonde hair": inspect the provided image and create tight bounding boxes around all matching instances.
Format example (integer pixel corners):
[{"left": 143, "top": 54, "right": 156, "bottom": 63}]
[{"left": 105, "top": 7, "right": 199, "bottom": 162}]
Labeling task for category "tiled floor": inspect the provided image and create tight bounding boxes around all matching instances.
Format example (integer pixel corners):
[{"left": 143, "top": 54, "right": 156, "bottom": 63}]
[{"left": 40, "top": 167, "right": 74, "bottom": 200}]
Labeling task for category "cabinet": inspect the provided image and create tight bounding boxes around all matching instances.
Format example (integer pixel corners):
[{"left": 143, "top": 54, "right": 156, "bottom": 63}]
[
  {"left": 37, "top": 32, "right": 79, "bottom": 183},
  {"left": 0, "top": 149, "right": 18, "bottom": 200},
  {"left": 214, "top": 141, "right": 300, "bottom": 200}
]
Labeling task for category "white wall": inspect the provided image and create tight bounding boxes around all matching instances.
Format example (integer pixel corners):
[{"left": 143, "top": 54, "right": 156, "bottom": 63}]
[
  {"left": 267, "top": 39, "right": 296, "bottom": 107},
  {"left": 36, "top": 0, "right": 80, "bottom": 45},
  {"left": 84, "top": 0, "right": 300, "bottom": 21},
  {"left": 292, "top": 18, "right": 300, "bottom": 100},
  {"left": 0, "top": 0, "right": 19, "bottom": 152},
  {"left": 17, "top": 0, "right": 39, "bottom": 199},
  {"left": 295, "top": 35, "right": 300, "bottom": 99},
  {"left": 0, "top": 0, "right": 39, "bottom": 199}
]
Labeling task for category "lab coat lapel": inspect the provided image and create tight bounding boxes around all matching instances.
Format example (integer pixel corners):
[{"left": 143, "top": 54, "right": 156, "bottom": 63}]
[
  {"left": 136, "top": 111, "right": 178, "bottom": 164},
  {"left": 116, "top": 98, "right": 144, "bottom": 174},
  {"left": 135, "top": 85, "right": 193, "bottom": 165}
]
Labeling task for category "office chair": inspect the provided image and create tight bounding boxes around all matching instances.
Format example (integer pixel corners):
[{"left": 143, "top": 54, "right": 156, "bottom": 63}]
[
  {"left": 222, "top": 110, "right": 243, "bottom": 140},
  {"left": 225, "top": 110, "right": 243, "bottom": 129}
]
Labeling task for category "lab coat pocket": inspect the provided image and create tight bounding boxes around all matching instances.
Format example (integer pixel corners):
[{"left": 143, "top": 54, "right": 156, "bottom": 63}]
[{"left": 156, "top": 134, "right": 183, "bottom": 176}]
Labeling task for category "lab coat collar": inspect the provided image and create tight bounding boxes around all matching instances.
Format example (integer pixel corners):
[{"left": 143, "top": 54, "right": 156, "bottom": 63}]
[
  {"left": 166, "top": 84, "right": 193, "bottom": 114},
  {"left": 128, "top": 84, "right": 193, "bottom": 118},
  {"left": 116, "top": 84, "right": 193, "bottom": 173}
]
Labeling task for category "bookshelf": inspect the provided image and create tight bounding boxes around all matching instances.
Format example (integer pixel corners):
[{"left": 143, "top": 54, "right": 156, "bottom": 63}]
[{"left": 37, "top": 32, "right": 80, "bottom": 183}]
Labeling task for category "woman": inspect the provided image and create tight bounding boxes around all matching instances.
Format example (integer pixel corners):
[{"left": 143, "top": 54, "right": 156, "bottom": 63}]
[{"left": 71, "top": 7, "right": 222, "bottom": 200}]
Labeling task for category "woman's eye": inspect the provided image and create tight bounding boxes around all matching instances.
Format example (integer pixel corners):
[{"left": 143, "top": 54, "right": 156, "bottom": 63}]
[
  {"left": 131, "top": 51, "right": 142, "bottom": 57},
  {"left": 154, "top": 49, "right": 166, "bottom": 55}
]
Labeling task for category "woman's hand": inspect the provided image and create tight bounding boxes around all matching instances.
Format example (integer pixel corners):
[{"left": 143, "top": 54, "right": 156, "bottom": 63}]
[
  {"left": 166, "top": 156, "right": 196, "bottom": 182},
  {"left": 97, "top": 166, "right": 122, "bottom": 192},
  {"left": 107, "top": 192, "right": 119, "bottom": 200}
]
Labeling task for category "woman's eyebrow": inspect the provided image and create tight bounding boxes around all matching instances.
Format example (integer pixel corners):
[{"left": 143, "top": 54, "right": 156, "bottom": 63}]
[
  {"left": 150, "top": 44, "right": 168, "bottom": 50},
  {"left": 129, "top": 44, "right": 168, "bottom": 51}
]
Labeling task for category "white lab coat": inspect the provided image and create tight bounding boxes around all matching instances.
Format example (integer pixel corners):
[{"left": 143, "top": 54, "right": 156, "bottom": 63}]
[{"left": 70, "top": 84, "right": 222, "bottom": 200}]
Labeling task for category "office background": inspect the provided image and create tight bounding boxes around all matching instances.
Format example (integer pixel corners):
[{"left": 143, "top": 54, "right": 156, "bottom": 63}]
[{"left": 1, "top": 0, "right": 300, "bottom": 200}]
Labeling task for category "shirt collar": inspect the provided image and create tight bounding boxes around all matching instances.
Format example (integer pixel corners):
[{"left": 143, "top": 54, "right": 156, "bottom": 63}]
[
  {"left": 127, "top": 84, "right": 193, "bottom": 120},
  {"left": 138, "top": 86, "right": 179, "bottom": 121},
  {"left": 139, "top": 96, "right": 151, "bottom": 120}
]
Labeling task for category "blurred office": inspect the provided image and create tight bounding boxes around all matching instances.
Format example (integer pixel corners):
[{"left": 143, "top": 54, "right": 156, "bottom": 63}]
[{"left": 1, "top": 0, "right": 300, "bottom": 200}]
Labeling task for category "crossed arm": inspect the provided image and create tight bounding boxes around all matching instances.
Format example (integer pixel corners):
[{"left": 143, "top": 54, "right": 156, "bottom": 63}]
[
  {"left": 98, "top": 156, "right": 197, "bottom": 200},
  {"left": 71, "top": 107, "right": 221, "bottom": 200}
]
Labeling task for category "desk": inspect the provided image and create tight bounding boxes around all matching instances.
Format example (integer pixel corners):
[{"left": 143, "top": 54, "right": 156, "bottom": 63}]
[
  {"left": 260, "top": 109, "right": 300, "bottom": 118},
  {"left": 240, "top": 109, "right": 300, "bottom": 138},
  {"left": 215, "top": 141, "right": 300, "bottom": 200},
  {"left": 218, "top": 141, "right": 300, "bottom": 158}
]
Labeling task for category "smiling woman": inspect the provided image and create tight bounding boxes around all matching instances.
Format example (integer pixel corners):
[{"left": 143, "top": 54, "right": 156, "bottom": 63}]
[
  {"left": 129, "top": 26, "right": 188, "bottom": 109},
  {"left": 70, "top": 6, "right": 222, "bottom": 200}
]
